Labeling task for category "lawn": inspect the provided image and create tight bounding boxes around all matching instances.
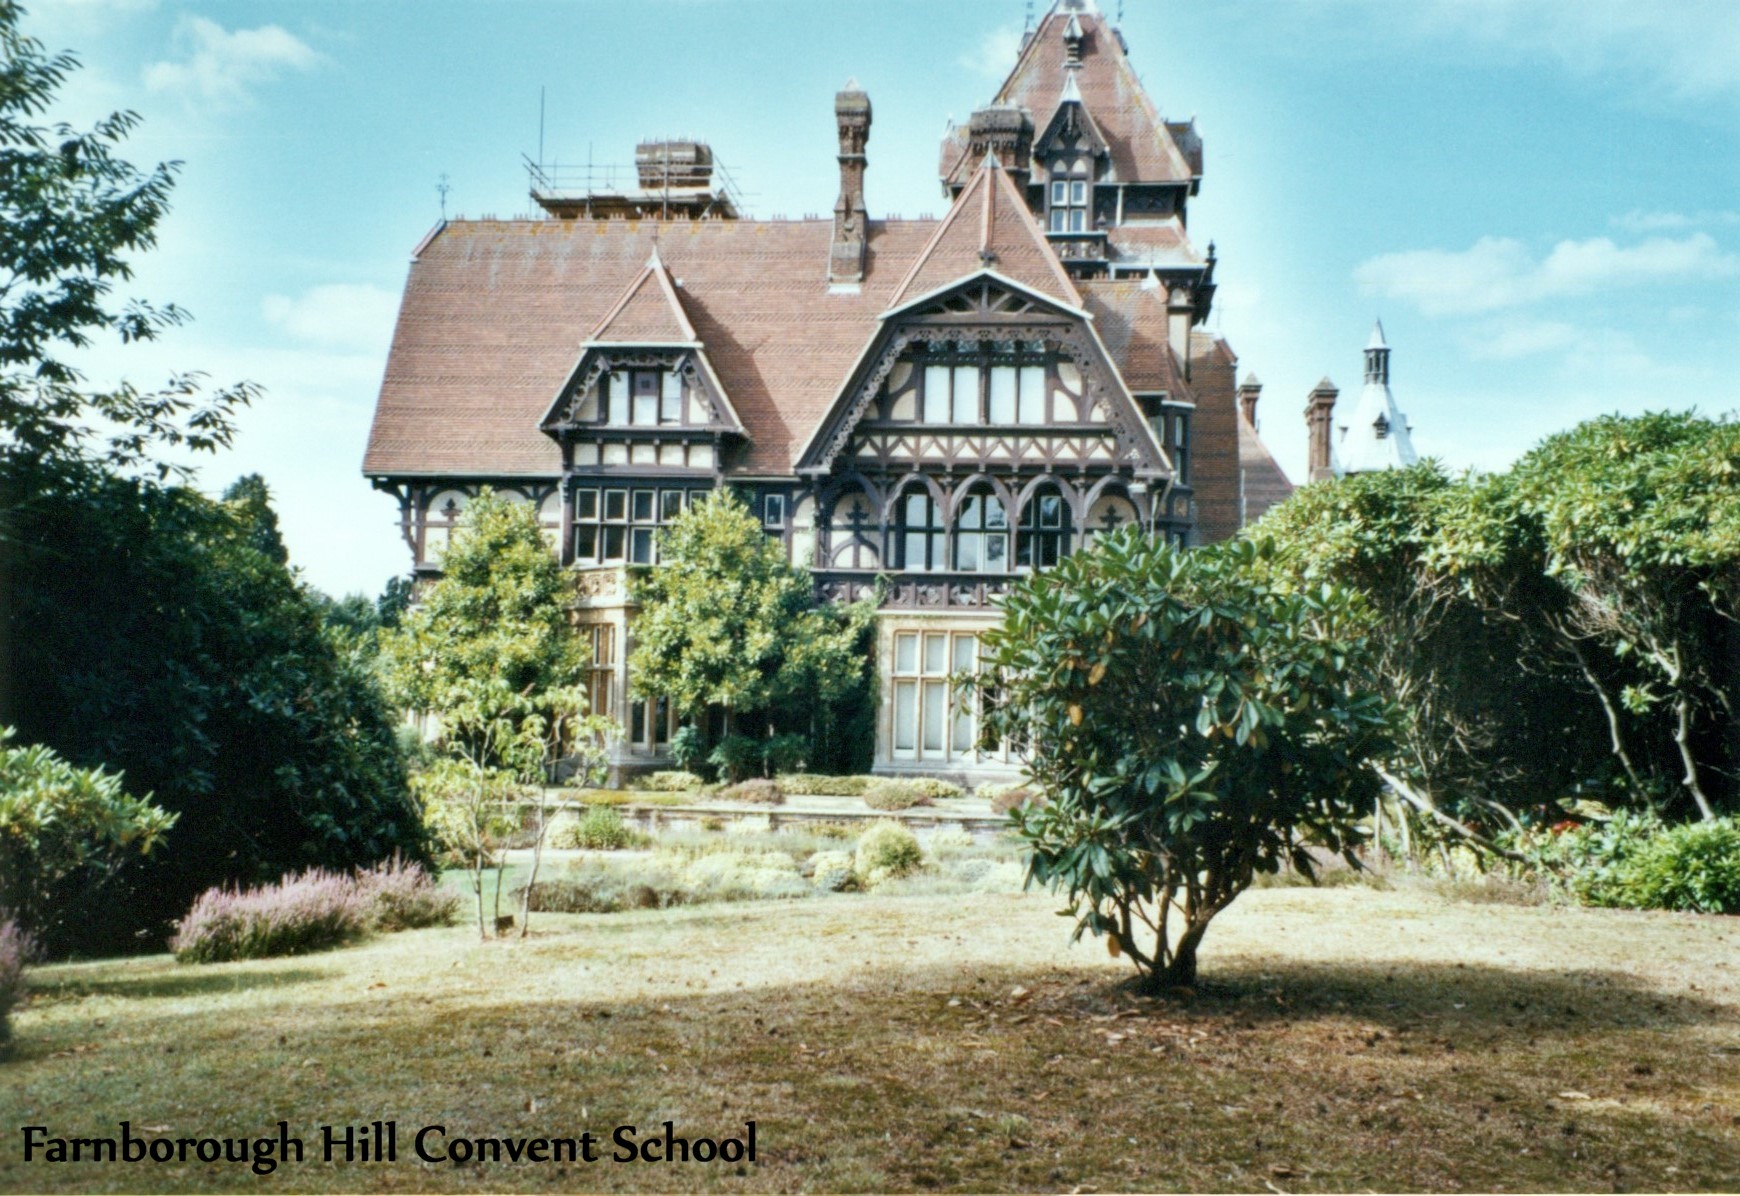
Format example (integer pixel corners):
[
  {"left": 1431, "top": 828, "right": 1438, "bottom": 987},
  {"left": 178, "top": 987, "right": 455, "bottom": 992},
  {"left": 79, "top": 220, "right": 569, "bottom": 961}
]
[{"left": 3, "top": 883, "right": 1737, "bottom": 1192}]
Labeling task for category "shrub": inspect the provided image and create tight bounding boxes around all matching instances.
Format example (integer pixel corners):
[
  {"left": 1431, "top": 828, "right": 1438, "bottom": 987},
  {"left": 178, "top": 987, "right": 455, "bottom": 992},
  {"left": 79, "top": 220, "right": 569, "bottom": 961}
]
[
  {"left": 699, "top": 815, "right": 724, "bottom": 832},
  {"left": 778, "top": 774, "right": 873, "bottom": 797},
  {"left": 171, "top": 870, "right": 371, "bottom": 964},
  {"left": 1595, "top": 818, "right": 1740, "bottom": 914},
  {"left": 855, "top": 820, "right": 923, "bottom": 886},
  {"left": 558, "top": 807, "right": 647, "bottom": 851},
  {"left": 352, "top": 857, "right": 461, "bottom": 931},
  {"left": 634, "top": 771, "right": 705, "bottom": 793},
  {"left": 810, "top": 851, "right": 857, "bottom": 892},
  {"left": 905, "top": 777, "right": 964, "bottom": 801},
  {"left": 926, "top": 829, "right": 976, "bottom": 857},
  {"left": 0, "top": 915, "right": 30, "bottom": 1045},
  {"left": 720, "top": 778, "right": 786, "bottom": 806},
  {"left": 670, "top": 725, "right": 708, "bottom": 776},
  {"left": 810, "top": 821, "right": 856, "bottom": 840},
  {"left": 862, "top": 781, "right": 933, "bottom": 811},
  {"left": 761, "top": 734, "right": 810, "bottom": 776},
  {"left": 708, "top": 734, "right": 763, "bottom": 784}
]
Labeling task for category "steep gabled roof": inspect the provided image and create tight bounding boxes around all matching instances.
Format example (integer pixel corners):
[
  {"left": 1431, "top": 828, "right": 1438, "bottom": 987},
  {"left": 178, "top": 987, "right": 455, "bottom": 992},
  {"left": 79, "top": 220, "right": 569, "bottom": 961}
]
[
  {"left": 364, "top": 218, "right": 938, "bottom": 477},
  {"left": 1239, "top": 416, "right": 1295, "bottom": 524},
  {"left": 586, "top": 249, "right": 696, "bottom": 344},
  {"left": 890, "top": 156, "right": 1081, "bottom": 311},
  {"left": 942, "top": 4, "right": 1197, "bottom": 188}
]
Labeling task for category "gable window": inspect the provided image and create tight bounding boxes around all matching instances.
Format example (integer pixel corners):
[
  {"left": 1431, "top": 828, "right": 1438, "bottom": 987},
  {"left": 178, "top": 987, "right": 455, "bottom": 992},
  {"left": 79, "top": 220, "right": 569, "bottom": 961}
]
[
  {"left": 908, "top": 341, "right": 1051, "bottom": 426},
  {"left": 602, "top": 368, "right": 687, "bottom": 427},
  {"left": 572, "top": 485, "right": 707, "bottom": 565}
]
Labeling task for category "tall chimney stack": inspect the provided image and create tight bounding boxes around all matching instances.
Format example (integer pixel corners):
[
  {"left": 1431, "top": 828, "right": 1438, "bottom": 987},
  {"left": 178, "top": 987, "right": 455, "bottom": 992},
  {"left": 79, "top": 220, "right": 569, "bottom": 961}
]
[
  {"left": 1238, "top": 372, "right": 1262, "bottom": 427},
  {"left": 830, "top": 81, "right": 871, "bottom": 286},
  {"left": 1305, "top": 378, "right": 1339, "bottom": 482}
]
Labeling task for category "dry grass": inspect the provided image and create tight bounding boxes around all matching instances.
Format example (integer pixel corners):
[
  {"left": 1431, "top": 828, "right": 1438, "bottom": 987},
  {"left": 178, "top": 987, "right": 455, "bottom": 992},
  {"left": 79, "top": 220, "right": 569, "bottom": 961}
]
[{"left": 3, "top": 886, "right": 1737, "bottom": 1192}]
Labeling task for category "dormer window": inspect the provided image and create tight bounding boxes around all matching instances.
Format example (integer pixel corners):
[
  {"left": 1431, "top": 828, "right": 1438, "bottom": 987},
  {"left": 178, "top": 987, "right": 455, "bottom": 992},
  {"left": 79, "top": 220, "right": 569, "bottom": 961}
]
[
  {"left": 1374, "top": 414, "right": 1391, "bottom": 440},
  {"left": 603, "top": 368, "right": 685, "bottom": 426},
  {"left": 1048, "top": 160, "right": 1090, "bottom": 232}
]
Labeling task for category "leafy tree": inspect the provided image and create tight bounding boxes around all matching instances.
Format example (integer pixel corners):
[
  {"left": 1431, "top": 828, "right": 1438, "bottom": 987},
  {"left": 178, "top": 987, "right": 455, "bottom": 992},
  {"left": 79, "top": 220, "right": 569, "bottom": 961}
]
[
  {"left": 5, "top": 463, "right": 426, "bottom": 954},
  {"left": 1252, "top": 464, "right": 1608, "bottom": 836},
  {"left": 0, "top": 730, "right": 176, "bottom": 944},
  {"left": 628, "top": 490, "right": 872, "bottom": 779},
  {"left": 382, "top": 492, "right": 610, "bottom": 937},
  {"left": 1501, "top": 412, "right": 1740, "bottom": 820},
  {"left": 980, "top": 531, "right": 1392, "bottom": 990},
  {"left": 0, "top": 3, "right": 251, "bottom": 481}
]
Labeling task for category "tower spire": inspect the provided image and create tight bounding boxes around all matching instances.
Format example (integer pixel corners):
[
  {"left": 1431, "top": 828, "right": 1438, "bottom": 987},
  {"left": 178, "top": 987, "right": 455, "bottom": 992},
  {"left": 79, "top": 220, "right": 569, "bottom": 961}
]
[{"left": 1364, "top": 319, "right": 1390, "bottom": 385}]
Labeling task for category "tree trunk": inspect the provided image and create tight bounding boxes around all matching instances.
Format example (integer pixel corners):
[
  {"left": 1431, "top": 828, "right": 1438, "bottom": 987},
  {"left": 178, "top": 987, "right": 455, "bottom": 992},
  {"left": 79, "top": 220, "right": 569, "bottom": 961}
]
[
  {"left": 1570, "top": 639, "right": 1648, "bottom": 798},
  {"left": 1672, "top": 692, "right": 1718, "bottom": 821}
]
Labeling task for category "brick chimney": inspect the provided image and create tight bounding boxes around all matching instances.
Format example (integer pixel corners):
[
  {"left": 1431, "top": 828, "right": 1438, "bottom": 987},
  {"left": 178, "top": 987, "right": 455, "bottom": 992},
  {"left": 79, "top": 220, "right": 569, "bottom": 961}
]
[
  {"left": 965, "top": 103, "right": 1034, "bottom": 191},
  {"left": 830, "top": 80, "right": 871, "bottom": 286},
  {"left": 1306, "top": 377, "right": 1339, "bottom": 482},
  {"left": 1238, "top": 372, "right": 1262, "bottom": 427}
]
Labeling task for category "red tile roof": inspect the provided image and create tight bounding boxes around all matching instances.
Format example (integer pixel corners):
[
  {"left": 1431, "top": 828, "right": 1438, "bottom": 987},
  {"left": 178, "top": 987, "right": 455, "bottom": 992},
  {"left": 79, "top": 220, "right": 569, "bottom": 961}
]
[
  {"left": 942, "top": 7, "right": 1197, "bottom": 189},
  {"left": 890, "top": 159, "right": 1081, "bottom": 311},
  {"left": 1240, "top": 415, "right": 1296, "bottom": 523},
  {"left": 364, "top": 217, "right": 938, "bottom": 478},
  {"left": 587, "top": 251, "right": 696, "bottom": 344}
]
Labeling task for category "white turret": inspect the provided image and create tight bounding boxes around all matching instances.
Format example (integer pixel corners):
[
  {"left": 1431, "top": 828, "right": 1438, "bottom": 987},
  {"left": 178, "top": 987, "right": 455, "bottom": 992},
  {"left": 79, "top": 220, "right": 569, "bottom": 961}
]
[{"left": 1336, "top": 320, "right": 1418, "bottom": 475}]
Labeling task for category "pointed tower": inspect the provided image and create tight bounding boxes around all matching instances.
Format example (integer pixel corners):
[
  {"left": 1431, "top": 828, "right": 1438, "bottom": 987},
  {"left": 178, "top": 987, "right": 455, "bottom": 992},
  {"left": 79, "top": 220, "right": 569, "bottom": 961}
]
[
  {"left": 830, "top": 80, "right": 872, "bottom": 287},
  {"left": 1337, "top": 321, "right": 1418, "bottom": 475}
]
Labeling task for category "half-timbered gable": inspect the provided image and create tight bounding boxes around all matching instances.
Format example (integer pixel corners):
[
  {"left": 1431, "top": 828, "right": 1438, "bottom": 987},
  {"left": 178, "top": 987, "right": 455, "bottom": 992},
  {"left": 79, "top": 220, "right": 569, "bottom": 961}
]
[{"left": 364, "top": 0, "right": 1295, "bottom": 782}]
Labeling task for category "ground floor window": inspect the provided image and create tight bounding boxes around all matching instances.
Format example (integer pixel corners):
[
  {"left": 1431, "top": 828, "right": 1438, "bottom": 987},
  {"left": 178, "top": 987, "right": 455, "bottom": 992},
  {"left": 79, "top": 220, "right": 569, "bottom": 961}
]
[
  {"left": 889, "top": 629, "right": 1004, "bottom": 763},
  {"left": 580, "top": 623, "right": 616, "bottom": 722},
  {"left": 627, "top": 695, "right": 678, "bottom": 754}
]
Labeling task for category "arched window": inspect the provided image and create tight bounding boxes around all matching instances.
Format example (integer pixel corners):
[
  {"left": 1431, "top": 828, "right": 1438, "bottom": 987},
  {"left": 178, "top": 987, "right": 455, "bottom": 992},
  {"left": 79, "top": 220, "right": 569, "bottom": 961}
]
[
  {"left": 826, "top": 491, "right": 880, "bottom": 570},
  {"left": 1016, "top": 487, "right": 1072, "bottom": 569},
  {"left": 893, "top": 490, "right": 945, "bottom": 571},
  {"left": 953, "top": 489, "right": 1008, "bottom": 572},
  {"left": 1048, "top": 156, "right": 1090, "bottom": 232}
]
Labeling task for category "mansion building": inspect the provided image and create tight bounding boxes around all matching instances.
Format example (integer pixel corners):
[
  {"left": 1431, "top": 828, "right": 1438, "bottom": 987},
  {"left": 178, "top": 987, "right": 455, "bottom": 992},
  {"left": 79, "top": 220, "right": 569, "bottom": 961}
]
[{"left": 363, "top": 0, "right": 1294, "bottom": 782}]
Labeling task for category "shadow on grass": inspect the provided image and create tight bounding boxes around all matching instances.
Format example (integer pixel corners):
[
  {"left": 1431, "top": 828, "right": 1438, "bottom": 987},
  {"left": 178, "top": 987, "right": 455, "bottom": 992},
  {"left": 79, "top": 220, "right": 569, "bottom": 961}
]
[{"left": 30, "top": 963, "right": 333, "bottom": 1002}]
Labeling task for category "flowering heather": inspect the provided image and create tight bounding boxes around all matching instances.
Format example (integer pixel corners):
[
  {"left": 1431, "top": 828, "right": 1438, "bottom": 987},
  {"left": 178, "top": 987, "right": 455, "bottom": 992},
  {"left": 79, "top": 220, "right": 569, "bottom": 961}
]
[
  {"left": 1, "top": 914, "right": 32, "bottom": 1042},
  {"left": 353, "top": 856, "right": 461, "bottom": 931},
  {"left": 172, "top": 869, "right": 371, "bottom": 964}
]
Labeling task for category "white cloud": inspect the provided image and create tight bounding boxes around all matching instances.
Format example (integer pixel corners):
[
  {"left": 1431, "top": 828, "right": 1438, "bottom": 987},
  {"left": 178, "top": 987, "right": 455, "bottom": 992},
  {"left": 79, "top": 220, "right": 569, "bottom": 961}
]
[
  {"left": 262, "top": 284, "right": 400, "bottom": 353},
  {"left": 958, "top": 22, "right": 1024, "bottom": 83},
  {"left": 1462, "top": 318, "right": 1584, "bottom": 361},
  {"left": 1355, "top": 232, "right": 1740, "bottom": 316},
  {"left": 143, "top": 17, "right": 321, "bottom": 106}
]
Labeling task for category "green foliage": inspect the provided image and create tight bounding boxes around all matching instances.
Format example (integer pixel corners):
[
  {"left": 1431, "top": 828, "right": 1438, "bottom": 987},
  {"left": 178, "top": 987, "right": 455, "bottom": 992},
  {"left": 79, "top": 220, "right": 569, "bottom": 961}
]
[
  {"left": 761, "top": 733, "right": 810, "bottom": 776},
  {"left": 5, "top": 466, "right": 425, "bottom": 956},
  {"left": 862, "top": 781, "right": 933, "bottom": 811},
  {"left": 628, "top": 490, "right": 871, "bottom": 774},
  {"left": 669, "top": 725, "right": 708, "bottom": 774},
  {"left": 809, "top": 850, "right": 857, "bottom": 892},
  {"left": 904, "top": 777, "right": 964, "bottom": 801},
  {"left": 981, "top": 530, "right": 1392, "bottom": 989},
  {"left": 633, "top": 770, "right": 705, "bottom": 793},
  {"left": 1252, "top": 463, "right": 1606, "bottom": 830},
  {"left": 707, "top": 734, "right": 763, "bottom": 784},
  {"left": 1596, "top": 819, "right": 1740, "bottom": 914},
  {"left": 382, "top": 493, "right": 611, "bottom": 938},
  {"left": 0, "top": 732, "right": 176, "bottom": 943},
  {"left": 779, "top": 773, "right": 874, "bottom": 797},
  {"left": 0, "top": 915, "right": 30, "bottom": 1044},
  {"left": 855, "top": 820, "right": 923, "bottom": 886},
  {"left": 1501, "top": 412, "right": 1740, "bottom": 820},
  {"left": 557, "top": 807, "right": 647, "bottom": 851},
  {"left": 0, "top": 5, "right": 252, "bottom": 480}
]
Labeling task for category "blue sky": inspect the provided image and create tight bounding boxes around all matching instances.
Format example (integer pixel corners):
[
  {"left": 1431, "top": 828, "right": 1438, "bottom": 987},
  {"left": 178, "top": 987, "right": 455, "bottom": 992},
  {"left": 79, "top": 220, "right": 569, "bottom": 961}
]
[{"left": 24, "top": 0, "right": 1740, "bottom": 599}]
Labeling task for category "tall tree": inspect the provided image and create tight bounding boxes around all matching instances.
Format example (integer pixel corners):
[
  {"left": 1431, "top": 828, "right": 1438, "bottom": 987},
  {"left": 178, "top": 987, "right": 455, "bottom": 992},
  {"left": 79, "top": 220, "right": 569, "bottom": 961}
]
[
  {"left": 628, "top": 489, "right": 871, "bottom": 775},
  {"left": 382, "top": 492, "right": 610, "bottom": 938}
]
